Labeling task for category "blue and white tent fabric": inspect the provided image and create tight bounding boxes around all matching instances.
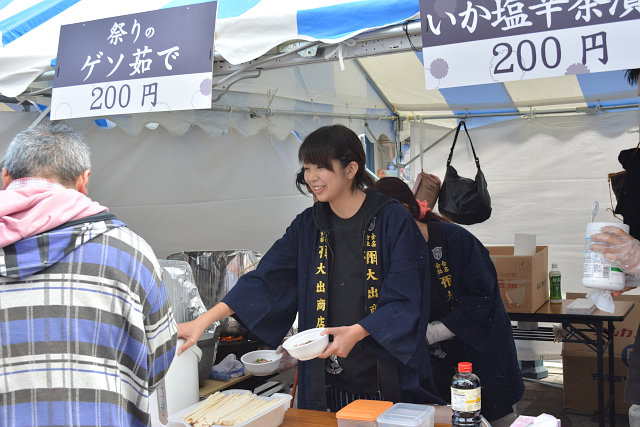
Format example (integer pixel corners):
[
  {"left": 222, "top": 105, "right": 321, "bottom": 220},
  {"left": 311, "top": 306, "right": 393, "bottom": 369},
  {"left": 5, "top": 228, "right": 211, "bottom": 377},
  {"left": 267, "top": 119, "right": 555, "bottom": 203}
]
[
  {"left": 0, "top": 0, "right": 419, "bottom": 96},
  {"left": 0, "top": 0, "right": 637, "bottom": 122},
  {"left": 0, "top": 0, "right": 639, "bottom": 308}
]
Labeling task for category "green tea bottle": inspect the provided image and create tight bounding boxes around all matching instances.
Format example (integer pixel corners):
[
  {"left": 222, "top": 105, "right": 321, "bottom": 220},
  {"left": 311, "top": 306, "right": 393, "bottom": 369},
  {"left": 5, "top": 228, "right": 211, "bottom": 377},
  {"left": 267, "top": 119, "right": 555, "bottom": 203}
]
[{"left": 549, "top": 263, "right": 562, "bottom": 303}]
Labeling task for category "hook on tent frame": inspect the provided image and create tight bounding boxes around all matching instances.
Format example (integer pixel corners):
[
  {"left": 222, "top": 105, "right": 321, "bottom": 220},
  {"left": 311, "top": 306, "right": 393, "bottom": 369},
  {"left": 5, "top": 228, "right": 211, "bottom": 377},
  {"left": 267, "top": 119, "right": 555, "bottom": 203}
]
[
  {"left": 211, "top": 69, "right": 261, "bottom": 103},
  {"left": 402, "top": 21, "right": 421, "bottom": 53},
  {"left": 522, "top": 106, "right": 537, "bottom": 122}
]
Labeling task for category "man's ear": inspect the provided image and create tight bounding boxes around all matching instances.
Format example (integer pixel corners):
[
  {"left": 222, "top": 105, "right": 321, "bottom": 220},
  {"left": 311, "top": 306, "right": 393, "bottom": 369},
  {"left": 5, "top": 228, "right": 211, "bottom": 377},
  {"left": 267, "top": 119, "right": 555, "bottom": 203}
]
[
  {"left": 75, "top": 170, "right": 91, "bottom": 195},
  {"left": 1, "top": 168, "right": 12, "bottom": 190}
]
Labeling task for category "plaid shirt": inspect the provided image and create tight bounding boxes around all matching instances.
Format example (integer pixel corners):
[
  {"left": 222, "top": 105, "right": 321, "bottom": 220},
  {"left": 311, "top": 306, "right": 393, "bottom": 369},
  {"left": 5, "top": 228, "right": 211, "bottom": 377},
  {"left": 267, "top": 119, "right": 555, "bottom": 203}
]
[{"left": 0, "top": 214, "right": 177, "bottom": 427}]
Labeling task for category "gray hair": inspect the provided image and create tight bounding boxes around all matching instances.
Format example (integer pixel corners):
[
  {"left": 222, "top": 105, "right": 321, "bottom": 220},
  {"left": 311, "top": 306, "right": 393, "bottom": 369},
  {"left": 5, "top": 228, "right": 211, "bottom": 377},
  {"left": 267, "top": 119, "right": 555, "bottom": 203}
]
[{"left": 4, "top": 123, "right": 91, "bottom": 186}]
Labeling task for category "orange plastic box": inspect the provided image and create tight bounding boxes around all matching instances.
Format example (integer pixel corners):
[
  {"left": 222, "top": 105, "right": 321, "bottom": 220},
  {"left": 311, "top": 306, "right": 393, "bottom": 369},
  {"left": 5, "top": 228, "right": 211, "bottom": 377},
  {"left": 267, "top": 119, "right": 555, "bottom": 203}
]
[{"left": 336, "top": 399, "right": 394, "bottom": 427}]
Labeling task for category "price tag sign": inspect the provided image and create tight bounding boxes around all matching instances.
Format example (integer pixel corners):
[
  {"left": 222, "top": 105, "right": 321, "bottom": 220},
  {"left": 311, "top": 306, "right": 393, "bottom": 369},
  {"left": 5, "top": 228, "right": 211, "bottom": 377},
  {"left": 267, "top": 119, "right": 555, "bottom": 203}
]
[
  {"left": 418, "top": 0, "right": 640, "bottom": 89},
  {"left": 51, "top": 2, "right": 217, "bottom": 120}
]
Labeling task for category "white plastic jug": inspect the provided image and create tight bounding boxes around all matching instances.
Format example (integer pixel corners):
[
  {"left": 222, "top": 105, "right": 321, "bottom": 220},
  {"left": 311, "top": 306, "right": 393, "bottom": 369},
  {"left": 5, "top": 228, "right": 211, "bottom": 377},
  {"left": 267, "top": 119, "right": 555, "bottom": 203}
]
[
  {"left": 149, "top": 339, "right": 202, "bottom": 427},
  {"left": 583, "top": 222, "right": 631, "bottom": 291}
]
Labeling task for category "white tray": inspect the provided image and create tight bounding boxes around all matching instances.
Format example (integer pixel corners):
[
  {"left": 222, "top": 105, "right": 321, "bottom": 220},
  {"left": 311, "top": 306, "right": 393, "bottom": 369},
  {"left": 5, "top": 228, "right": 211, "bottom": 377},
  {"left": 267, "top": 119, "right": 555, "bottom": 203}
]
[{"left": 168, "top": 389, "right": 292, "bottom": 427}]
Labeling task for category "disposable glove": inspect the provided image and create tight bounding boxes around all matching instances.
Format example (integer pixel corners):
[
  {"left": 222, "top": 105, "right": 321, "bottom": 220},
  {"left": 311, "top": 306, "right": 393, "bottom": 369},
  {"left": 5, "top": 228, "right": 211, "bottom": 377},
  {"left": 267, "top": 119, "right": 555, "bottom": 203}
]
[
  {"left": 590, "top": 226, "right": 640, "bottom": 279},
  {"left": 426, "top": 320, "right": 455, "bottom": 345},
  {"left": 275, "top": 345, "right": 298, "bottom": 372}
]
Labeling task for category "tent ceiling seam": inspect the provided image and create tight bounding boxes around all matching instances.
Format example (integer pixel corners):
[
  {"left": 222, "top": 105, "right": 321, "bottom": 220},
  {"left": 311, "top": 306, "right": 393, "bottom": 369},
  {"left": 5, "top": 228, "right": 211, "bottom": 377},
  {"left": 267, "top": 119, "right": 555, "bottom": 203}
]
[{"left": 354, "top": 58, "right": 397, "bottom": 116}]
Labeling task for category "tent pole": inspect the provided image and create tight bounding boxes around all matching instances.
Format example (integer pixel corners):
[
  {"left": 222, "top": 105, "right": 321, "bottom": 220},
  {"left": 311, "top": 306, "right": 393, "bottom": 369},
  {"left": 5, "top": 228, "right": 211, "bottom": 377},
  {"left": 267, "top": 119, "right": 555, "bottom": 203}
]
[
  {"left": 402, "top": 126, "right": 457, "bottom": 168},
  {"left": 28, "top": 105, "right": 51, "bottom": 128},
  {"left": 364, "top": 122, "right": 394, "bottom": 164},
  {"left": 353, "top": 58, "right": 402, "bottom": 172},
  {"left": 353, "top": 59, "right": 397, "bottom": 116},
  {"left": 405, "top": 103, "right": 639, "bottom": 121},
  {"left": 209, "top": 104, "right": 396, "bottom": 121}
]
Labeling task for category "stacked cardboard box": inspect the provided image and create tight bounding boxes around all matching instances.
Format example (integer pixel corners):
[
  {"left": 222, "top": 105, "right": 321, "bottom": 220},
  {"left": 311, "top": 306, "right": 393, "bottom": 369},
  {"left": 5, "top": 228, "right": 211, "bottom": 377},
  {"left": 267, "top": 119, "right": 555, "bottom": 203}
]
[
  {"left": 562, "top": 292, "right": 640, "bottom": 414},
  {"left": 487, "top": 246, "right": 549, "bottom": 313}
]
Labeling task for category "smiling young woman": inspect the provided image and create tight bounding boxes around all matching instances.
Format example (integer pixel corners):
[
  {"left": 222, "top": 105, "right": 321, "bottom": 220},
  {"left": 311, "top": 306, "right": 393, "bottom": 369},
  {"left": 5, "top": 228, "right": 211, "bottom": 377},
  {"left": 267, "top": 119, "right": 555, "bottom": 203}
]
[{"left": 178, "top": 124, "right": 441, "bottom": 412}]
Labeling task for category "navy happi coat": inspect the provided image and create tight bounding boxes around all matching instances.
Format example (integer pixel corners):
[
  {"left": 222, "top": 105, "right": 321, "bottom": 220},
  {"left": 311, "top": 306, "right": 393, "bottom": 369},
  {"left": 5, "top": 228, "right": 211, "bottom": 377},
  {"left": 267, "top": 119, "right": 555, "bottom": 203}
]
[
  {"left": 223, "top": 191, "right": 443, "bottom": 409},
  {"left": 426, "top": 221, "right": 524, "bottom": 421}
]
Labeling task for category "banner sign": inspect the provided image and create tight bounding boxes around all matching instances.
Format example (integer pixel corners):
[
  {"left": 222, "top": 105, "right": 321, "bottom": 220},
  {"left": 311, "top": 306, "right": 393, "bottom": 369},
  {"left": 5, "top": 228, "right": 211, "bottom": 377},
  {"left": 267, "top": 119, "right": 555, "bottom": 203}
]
[
  {"left": 51, "top": 2, "right": 217, "bottom": 120},
  {"left": 419, "top": 0, "right": 640, "bottom": 89}
]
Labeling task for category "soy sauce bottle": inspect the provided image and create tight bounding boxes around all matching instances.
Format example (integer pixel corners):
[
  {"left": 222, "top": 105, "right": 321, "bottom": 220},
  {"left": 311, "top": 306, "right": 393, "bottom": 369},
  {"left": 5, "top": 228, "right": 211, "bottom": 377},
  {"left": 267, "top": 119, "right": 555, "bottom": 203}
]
[{"left": 451, "top": 362, "right": 482, "bottom": 426}]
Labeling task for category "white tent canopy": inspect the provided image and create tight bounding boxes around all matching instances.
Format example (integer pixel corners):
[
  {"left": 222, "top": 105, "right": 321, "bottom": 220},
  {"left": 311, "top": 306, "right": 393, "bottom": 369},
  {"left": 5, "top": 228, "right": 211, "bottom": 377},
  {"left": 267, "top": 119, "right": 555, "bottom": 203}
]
[
  {"left": 1, "top": 0, "right": 638, "bottom": 120},
  {"left": 0, "top": 0, "right": 639, "bottom": 296}
]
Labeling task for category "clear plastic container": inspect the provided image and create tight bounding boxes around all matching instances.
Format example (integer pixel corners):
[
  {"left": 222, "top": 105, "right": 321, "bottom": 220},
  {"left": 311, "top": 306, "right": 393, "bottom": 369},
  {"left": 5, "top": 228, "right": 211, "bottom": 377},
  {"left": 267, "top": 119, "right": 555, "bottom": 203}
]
[
  {"left": 336, "top": 399, "right": 394, "bottom": 427},
  {"left": 168, "top": 389, "right": 292, "bottom": 427},
  {"left": 376, "top": 403, "right": 435, "bottom": 427},
  {"left": 583, "top": 222, "right": 630, "bottom": 291}
]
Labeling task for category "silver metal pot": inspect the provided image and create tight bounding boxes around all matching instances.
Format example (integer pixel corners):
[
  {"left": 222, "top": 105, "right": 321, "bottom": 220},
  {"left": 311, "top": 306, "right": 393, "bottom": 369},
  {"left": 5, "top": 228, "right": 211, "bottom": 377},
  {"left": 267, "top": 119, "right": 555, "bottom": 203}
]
[{"left": 167, "top": 250, "right": 262, "bottom": 336}]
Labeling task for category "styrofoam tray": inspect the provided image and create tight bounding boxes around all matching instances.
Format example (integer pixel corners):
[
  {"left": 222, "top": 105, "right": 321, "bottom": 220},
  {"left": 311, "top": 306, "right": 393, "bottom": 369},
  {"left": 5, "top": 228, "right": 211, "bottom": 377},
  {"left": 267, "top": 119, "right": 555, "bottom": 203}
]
[
  {"left": 168, "top": 389, "right": 292, "bottom": 427},
  {"left": 566, "top": 298, "right": 597, "bottom": 314}
]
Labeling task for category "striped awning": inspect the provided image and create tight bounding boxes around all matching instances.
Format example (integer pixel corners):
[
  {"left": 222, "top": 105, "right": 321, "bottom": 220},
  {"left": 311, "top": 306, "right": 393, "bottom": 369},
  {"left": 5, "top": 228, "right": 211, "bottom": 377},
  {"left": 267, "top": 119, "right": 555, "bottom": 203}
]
[{"left": 0, "top": 0, "right": 637, "bottom": 124}]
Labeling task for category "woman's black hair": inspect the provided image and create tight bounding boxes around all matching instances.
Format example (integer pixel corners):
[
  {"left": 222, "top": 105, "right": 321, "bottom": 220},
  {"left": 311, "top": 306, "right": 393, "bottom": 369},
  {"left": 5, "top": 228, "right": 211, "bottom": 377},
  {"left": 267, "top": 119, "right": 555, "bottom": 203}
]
[
  {"left": 626, "top": 68, "right": 640, "bottom": 86},
  {"left": 295, "top": 167, "right": 311, "bottom": 196},
  {"left": 298, "top": 124, "right": 374, "bottom": 191},
  {"left": 374, "top": 177, "right": 451, "bottom": 223}
]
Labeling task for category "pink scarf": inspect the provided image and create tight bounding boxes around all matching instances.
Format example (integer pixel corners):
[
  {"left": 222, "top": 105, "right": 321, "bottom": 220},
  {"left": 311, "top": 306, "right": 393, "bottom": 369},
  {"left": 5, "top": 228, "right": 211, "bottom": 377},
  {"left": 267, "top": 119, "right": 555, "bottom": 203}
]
[{"left": 0, "top": 186, "right": 108, "bottom": 247}]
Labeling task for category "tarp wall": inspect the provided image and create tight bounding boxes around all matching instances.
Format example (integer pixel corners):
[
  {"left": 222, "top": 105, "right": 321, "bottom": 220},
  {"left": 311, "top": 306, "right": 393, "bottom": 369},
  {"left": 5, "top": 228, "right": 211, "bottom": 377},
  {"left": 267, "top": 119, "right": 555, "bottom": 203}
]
[
  {"left": 410, "top": 110, "right": 640, "bottom": 295},
  {"left": 0, "top": 111, "right": 394, "bottom": 258}
]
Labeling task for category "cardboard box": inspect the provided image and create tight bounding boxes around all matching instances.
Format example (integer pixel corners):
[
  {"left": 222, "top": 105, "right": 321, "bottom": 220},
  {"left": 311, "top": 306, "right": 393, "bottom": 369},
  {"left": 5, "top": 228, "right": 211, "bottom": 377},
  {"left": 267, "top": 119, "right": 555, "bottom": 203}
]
[
  {"left": 487, "top": 245, "right": 549, "bottom": 313},
  {"left": 562, "top": 293, "right": 640, "bottom": 414}
]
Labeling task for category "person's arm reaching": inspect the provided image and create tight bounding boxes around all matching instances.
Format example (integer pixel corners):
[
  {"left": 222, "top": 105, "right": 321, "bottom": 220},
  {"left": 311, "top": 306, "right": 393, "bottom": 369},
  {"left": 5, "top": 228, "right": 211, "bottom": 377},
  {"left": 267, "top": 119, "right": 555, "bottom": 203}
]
[{"left": 177, "top": 302, "right": 234, "bottom": 354}]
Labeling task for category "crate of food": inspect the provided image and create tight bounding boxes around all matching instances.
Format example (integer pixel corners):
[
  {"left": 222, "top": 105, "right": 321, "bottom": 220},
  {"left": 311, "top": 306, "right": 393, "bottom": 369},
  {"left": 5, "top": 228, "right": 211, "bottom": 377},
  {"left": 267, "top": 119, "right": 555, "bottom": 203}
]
[{"left": 168, "top": 389, "right": 292, "bottom": 427}]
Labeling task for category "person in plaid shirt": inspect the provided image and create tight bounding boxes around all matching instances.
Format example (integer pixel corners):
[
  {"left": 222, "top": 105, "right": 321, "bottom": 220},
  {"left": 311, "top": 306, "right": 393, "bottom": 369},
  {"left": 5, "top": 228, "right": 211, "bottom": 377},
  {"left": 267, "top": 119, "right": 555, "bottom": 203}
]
[{"left": 0, "top": 123, "right": 177, "bottom": 426}]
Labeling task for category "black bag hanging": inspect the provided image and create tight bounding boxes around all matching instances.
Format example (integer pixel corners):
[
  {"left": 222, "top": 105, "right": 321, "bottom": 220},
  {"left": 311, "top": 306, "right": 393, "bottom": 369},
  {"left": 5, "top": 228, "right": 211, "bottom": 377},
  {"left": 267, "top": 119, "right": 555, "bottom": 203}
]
[
  {"left": 438, "top": 121, "right": 492, "bottom": 225},
  {"left": 615, "top": 145, "right": 640, "bottom": 240}
]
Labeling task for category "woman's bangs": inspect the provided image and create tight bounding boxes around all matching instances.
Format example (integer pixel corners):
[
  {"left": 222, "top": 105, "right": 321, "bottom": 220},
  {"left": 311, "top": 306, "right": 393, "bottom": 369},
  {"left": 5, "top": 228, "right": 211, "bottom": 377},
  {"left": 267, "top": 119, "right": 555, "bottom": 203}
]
[{"left": 298, "top": 136, "right": 334, "bottom": 169}]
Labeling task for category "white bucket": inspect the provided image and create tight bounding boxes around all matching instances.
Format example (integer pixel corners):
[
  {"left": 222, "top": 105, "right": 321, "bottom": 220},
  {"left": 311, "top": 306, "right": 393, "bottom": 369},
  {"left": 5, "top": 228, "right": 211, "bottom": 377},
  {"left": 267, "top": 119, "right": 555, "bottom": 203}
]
[
  {"left": 149, "top": 339, "right": 202, "bottom": 427},
  {"left": 583, "top": 222, "right": 630, "bottom": 291}
]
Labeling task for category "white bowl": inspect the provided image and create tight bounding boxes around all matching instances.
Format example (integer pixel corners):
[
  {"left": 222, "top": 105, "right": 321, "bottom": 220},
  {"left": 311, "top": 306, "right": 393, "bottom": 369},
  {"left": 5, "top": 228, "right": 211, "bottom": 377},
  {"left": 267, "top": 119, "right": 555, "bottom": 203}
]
[
  {"left": 282, "top": 328, "right": 329, "bottom": 361},
  {"left": 240, "top": 350, "right": 281, "bottom": 376}
]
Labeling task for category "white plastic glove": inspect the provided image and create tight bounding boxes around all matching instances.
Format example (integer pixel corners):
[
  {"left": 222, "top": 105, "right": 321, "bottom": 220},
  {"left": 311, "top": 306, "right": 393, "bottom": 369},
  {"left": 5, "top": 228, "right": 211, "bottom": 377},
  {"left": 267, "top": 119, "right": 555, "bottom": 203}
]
[
  {"left": 275, "top": 345, "right": 298, "bottom": 372},
  {"left": 590, "top": 226, "right": 640, "bottom": 279},
  {"left": 425, "top": 321, "right": 455, "bottom": 345},
  {"left": 586, "top": 289, "right": 615, "bottom": 313}
]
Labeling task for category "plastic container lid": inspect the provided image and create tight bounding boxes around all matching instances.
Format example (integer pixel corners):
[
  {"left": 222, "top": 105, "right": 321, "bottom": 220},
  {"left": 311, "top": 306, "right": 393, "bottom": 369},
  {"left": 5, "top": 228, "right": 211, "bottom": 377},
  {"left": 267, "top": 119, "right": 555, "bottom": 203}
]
[
  {"left": 376, "top": 403, "right": 435, "bottom": 426},
  {"left": 458, "top": 362, "right": 472, "bottom": 373},
  {"left": 336, "top": 399, "right": 394, "bottom": 421}
]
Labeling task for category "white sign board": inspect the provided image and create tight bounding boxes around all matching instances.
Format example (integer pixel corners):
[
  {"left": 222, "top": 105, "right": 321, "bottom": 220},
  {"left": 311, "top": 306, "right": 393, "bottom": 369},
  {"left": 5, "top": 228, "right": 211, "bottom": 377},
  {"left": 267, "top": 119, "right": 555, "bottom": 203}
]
[
  {"left": 52, "top": 2, "right": 217, "bottom": 120},
  {"left": 419, "top": 0, "right": 640, "bottom": 89}
]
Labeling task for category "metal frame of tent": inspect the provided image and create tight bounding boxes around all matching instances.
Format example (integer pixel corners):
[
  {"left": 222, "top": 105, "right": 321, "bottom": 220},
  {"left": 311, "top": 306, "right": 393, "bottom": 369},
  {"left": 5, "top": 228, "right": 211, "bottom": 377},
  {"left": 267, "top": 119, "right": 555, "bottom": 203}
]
[{"left": 4, "top": 19, "right": 639, "bottom": 171}]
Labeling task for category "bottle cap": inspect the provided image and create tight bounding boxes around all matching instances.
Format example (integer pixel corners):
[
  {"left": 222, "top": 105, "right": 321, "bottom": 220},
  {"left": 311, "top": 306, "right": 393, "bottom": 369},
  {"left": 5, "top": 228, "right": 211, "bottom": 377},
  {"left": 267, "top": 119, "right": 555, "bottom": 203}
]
[
  {"left": 552, "top": 263, "right": 558, "bottom": 269},
  {"left": 458, "top": 362, "right": 472, "bottom": 373}
]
